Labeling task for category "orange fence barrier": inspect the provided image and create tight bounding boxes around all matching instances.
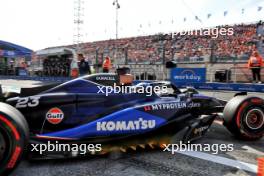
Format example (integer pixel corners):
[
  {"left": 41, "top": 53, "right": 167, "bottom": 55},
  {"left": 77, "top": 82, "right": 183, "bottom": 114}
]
[{"left": 258, "top": 158, "right": 264, "bottom": 176}]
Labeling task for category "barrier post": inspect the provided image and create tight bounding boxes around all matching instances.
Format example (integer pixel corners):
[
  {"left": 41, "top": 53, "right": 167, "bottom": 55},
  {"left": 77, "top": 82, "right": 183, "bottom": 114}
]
[
  {"left": 210, "top": 68, "right": 213, "bottom": 83},
  {"left": 234, "top": 66, "right": 237, "bottom": 83},
  {"left": 226, "top": 69, "right": 229, "bottom": 83},
  {"left": 258, "top": 158, "right": 264, "bottom": 176}
]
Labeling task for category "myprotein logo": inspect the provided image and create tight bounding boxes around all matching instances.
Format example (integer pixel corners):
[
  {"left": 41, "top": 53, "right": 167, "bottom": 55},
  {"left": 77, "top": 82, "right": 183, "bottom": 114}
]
[
  {"left": 144, "top": 102, "right": 200, "bottom": 111},
  {"left": 174, "top": 69, "right": 201, "bottom": 82},
  {"left": 46, "top": 108, "right": 64, "bottom": 124},
  {"left": 96, "top": 118, "right": 156, "bottom": 131}
]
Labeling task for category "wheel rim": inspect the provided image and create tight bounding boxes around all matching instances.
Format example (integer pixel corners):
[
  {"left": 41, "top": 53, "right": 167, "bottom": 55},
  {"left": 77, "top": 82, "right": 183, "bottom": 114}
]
[{"left": 245, "top": 108, "right": 264, "bottom": 130}]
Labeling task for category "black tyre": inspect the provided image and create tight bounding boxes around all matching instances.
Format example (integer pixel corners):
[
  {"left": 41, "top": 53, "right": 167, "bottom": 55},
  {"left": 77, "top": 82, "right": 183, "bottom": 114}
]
[
  {"left": 0, "top": 103, "right": 29, "bottom": 175},
  {"left": 223, "top": 96, "right": 264, "bottom": 140}
]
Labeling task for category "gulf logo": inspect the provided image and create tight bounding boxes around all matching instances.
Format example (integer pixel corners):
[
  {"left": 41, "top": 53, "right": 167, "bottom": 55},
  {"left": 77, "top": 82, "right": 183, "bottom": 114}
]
[{"left": 46, "top": 108, "right": 64, "bottom": 124}]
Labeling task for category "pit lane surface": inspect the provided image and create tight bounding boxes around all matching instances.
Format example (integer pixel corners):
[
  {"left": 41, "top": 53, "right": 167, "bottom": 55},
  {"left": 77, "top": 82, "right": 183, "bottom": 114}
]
[
  {"left": 12, "top": 123, "right": 263, "bottom": 176},
  {"left": 0, "top": 80, "right": 263, "bottom": 176}
]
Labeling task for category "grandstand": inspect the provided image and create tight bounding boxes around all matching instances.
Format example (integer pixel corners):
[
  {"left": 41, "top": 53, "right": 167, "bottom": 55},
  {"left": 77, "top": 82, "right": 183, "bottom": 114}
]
[
  {"left": 34, "top": 21, "right": 264, "bottom": 82},
  {"left": 75, "top": 22, "right": 261, "bottom": 64}
]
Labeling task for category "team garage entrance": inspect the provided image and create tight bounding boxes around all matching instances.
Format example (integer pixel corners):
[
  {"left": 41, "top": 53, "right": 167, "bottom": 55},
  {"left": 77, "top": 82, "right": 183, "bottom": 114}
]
[{"left": 0, "top": 40, "right": 32, "bottom": 76}]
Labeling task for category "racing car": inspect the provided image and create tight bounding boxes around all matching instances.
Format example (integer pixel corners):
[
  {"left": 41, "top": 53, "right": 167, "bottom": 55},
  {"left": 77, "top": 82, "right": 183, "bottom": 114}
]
[{"left": 0, "top": 71, "right": 264, "bottom": 175}]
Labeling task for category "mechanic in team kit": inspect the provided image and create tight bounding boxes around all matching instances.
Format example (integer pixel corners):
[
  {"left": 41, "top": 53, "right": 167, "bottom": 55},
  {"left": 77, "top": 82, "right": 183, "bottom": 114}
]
[{"left": 102, "top": 56, "right": 112, "bottom": 73}]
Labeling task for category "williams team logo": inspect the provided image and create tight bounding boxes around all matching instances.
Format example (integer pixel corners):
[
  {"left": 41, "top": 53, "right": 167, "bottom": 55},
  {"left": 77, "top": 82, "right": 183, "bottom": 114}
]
[{"left": 46, "top": 108, "right": 64, "bottom": 124}]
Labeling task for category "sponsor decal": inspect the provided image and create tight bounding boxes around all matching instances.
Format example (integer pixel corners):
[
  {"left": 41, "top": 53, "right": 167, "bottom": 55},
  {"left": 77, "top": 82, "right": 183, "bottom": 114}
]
[
  {"left": 6, "top": 51, "right": 15, "bottom": 56},
  {"left": 193, "top": 126, "right": 210, "bottom": 134},
  {"left": 198, "top": 85, "right": 214, "bottom": 89},
  {"left": 217, "top": 86, "right": 233, "bottom": 90},
  {"left": 95, "top": 76, "right": 115, "bottom": 81},
  {"left": 96, "top": 118, "right": 156, "bottom": 131},
  {"left": 144, "top": 102, "right": 201, "bottom": 111},
  {"left": 171, "top": 68, "right": 206, "bottom": 83},
  {"left": 144, "top": 106, "right": 152, "bottom": 111},
  {"left": 46, "top": 108, "right": 64, "bottom": 124},
  {"left": 238, "top": 87, "right": 256, "bottom": 91},
  {"left": 251, "top": 98, "right": 263, "bottom": 104},
  {"left": 174, "top": 70, "right": 201, "bottom": 82}
]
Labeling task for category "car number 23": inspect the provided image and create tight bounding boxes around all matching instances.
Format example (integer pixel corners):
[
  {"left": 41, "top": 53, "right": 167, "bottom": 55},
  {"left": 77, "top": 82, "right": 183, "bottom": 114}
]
[{"left": 16, "top": 97, "right": 40, "bottom": 108}]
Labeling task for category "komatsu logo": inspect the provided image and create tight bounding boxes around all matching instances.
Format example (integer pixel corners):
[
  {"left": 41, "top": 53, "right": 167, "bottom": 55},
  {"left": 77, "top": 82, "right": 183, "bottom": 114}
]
[{"left": 96, "top": 118, "right": 156, "bottom": 131}]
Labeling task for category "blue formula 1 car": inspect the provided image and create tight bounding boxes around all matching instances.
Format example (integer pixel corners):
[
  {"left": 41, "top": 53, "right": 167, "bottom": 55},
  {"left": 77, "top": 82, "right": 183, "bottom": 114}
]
[{"left": 0, "top": 71, "right": 264, "bottom": 175}]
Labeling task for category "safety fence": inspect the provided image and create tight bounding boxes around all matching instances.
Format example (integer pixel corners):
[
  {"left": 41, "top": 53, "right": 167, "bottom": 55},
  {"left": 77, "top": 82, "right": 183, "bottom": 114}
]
[
  {"left": 175, "top": 82, "right": 264, "bottom": 92},
  {"left": 207, "top": 66, "right": 264, "bottom": 83},
  {"left": 116, "top": 64, "right": 167, "bottom": 80},
  {"left": 0, "top": 75, "right": 71, "bottom": 82},
  {"left": 0, "top": 64, "right": 264, "bottom": 93}
]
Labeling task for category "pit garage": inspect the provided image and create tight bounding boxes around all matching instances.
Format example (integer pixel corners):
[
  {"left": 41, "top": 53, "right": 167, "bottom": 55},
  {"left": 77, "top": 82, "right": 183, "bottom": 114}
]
[{"left": 0, "top": 40, "right": 32, "bottom": 76}]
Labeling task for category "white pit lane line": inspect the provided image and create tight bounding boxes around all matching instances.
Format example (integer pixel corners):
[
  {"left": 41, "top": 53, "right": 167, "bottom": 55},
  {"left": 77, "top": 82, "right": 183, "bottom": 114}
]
[
  {"left": 242, "top": 146, "right": 264, "bottom": 156},
  {"left": 176, "top": 150, "right": 257, "bottom": 173}
]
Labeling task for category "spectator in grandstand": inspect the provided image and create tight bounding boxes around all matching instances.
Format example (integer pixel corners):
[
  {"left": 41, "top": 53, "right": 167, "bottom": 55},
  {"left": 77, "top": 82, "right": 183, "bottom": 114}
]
[
  {"left": 103, "top": 56, "right": 112, "bottom": 73},
  {"left": 248, "top": 51, "right": 263, "bottom": 83}
]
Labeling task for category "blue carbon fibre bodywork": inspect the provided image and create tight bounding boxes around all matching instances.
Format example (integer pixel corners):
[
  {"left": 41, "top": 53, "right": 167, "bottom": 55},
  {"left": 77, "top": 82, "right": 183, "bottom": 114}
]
[
  {"left": 193, "top": 94, "right": 212, "bottom": 99},
  {"left": 40, "top": 108, "right": 166, "bottom": 139},
  {"left": 5, "top": 73, "right": 226, "bottom": 141},
  {"left": 45, "top": 78, "right": 102, "bottom": 94}
]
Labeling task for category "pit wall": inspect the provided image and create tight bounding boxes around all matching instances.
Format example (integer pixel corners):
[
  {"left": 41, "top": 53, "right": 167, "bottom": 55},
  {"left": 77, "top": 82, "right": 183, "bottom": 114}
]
[
  {"left": 177, "top": 62, "right": 259, "bottom": 82},
  {"left": 120, "top": 62, "right": 264, "bottom": 82}
]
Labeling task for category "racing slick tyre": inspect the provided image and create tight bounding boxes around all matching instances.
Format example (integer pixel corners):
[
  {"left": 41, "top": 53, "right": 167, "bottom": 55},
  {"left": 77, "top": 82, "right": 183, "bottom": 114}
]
[
  {"left": 223, "top": 96, "right": 264, "bottom": 140},
  {"left": 0, "top": 103, "right": 29, "bottom": 175}
]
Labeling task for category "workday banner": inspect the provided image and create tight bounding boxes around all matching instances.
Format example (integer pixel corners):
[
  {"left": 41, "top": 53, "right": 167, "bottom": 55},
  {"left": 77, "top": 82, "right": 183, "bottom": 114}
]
[{"left": 171, "top": 68, "right": 206, "bottom": 83}]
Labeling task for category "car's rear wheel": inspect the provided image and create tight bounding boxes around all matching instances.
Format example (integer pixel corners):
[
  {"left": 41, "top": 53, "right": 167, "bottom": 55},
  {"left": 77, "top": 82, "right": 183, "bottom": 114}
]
[
  {"left": 223, "top": 96, "right": 264, "bottom": 140},
  {"left": 0, "top": 103, "right": 29, "bottom": 175}
]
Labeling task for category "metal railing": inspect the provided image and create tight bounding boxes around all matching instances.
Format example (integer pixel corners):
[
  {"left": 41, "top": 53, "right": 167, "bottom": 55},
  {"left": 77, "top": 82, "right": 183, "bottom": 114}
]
[
  {"left": 116, "top": 64, "right": 168, "bottom": 80},
  {"left": 208, "top": 66, "right": 264, "bottom": 83}
]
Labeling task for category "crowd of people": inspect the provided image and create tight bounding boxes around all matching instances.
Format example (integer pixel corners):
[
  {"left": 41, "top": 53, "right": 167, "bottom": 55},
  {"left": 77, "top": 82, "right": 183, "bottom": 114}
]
[
  {"left": 78, "top": 22, "right": 261, "bottom": 64},
  {"left": 214, "top": 24, "right": 258, "bottom": 59},
  {"left": 34, "top": 22, "right": 263, "bottom": 79}
]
